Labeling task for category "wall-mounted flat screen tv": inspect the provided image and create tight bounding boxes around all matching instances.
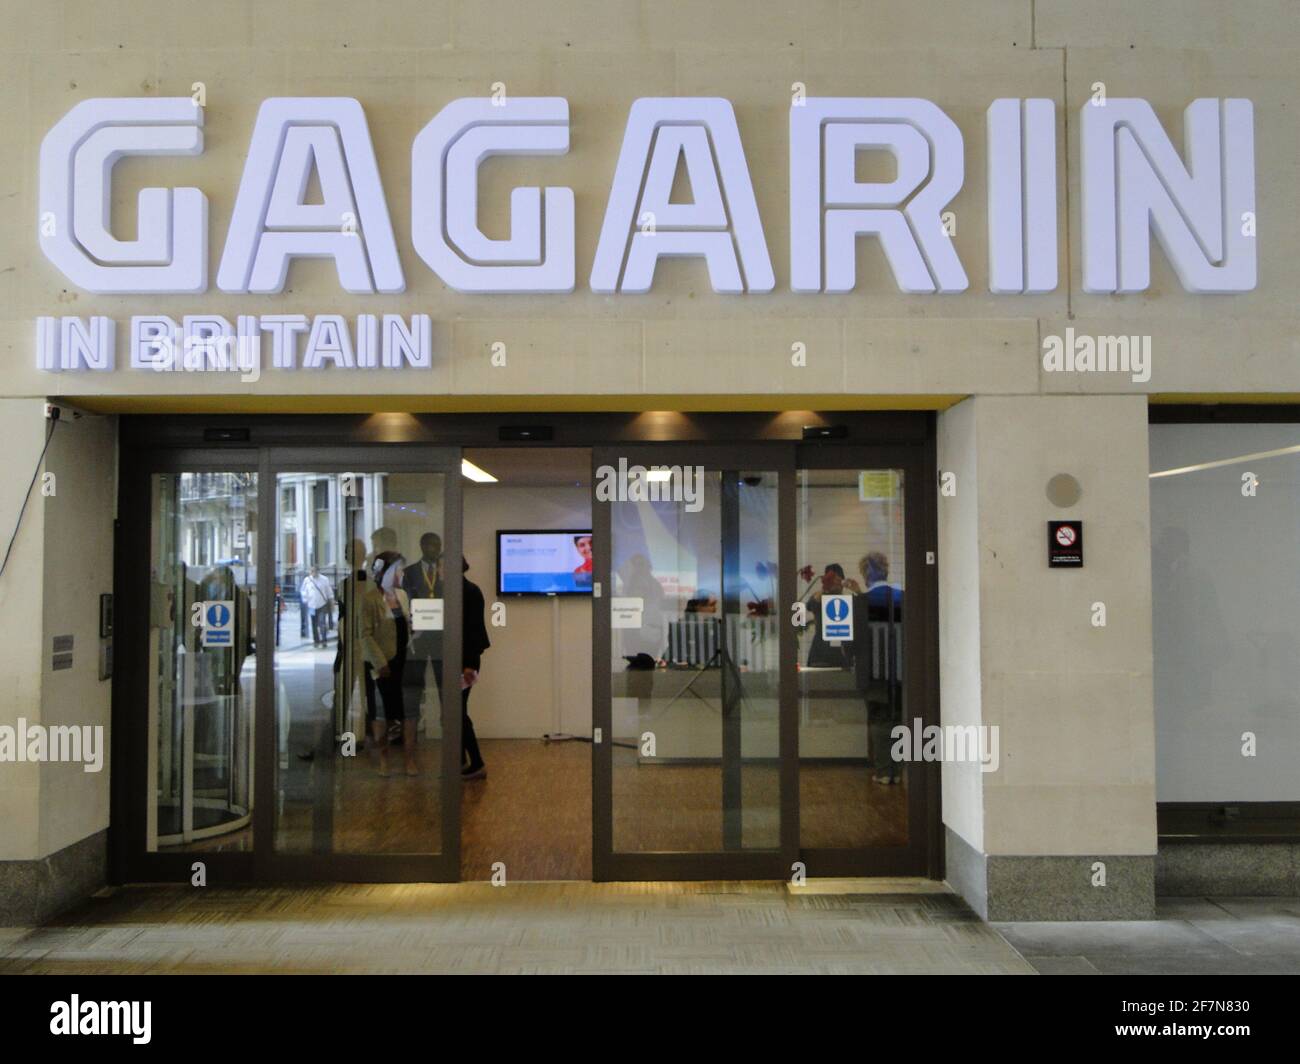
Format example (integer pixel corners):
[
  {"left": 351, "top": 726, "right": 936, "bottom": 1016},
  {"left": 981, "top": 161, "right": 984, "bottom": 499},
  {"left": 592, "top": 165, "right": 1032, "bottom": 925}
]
[{"left": 497, "top": 530, "right": 593, "bottom": 595}]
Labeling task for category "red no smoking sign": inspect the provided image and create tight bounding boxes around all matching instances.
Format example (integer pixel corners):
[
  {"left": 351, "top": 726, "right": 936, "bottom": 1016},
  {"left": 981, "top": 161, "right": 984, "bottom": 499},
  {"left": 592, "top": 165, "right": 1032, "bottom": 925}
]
[{"left": 1048, "top": 520, "right": 1083, "bottom": 568}]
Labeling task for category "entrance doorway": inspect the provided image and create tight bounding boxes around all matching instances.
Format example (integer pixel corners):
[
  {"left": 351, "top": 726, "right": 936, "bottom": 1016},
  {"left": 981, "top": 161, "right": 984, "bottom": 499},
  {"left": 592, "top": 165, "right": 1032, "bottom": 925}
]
[
  {"left": 458, "top": 447, "right": 594, "bottom": 881},
  {"left": 592, "top": 442, "right": 933, "bottom": 879},
  {"left": 112, "top": 413, "right": 938, "bottom": 885}
]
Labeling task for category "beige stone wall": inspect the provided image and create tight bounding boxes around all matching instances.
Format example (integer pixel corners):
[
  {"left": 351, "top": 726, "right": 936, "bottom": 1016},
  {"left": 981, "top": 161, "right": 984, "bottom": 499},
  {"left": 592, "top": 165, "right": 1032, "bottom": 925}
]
[
  {"left": 939, "top": 395, "right": 1157, "bottom": 858},
  {"left": 0, "top": 0, "right": 1294, "bottom": 409},
  {"left": 0, "top": 400, "right": 49, "bottom": 859},
  {"left": 37, "top": 410, "right": 116, "bottom": 856},
  {"left": 936, "top": 398, "right": 984, "bottom": 849},
  {"left": 0, "top": 399, "right": 115, "bottom": 862}
]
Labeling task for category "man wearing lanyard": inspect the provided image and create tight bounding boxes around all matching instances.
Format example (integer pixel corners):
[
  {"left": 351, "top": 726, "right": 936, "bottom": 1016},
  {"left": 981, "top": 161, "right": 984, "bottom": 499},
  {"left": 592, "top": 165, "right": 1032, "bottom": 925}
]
[{"left": 401, "top": 533, "right": 445, "bottom": 723}]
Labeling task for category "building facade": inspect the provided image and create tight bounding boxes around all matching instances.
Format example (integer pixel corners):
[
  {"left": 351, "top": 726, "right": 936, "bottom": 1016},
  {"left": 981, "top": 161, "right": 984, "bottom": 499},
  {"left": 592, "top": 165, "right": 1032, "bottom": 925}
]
[{"left": 1, "top": 0, "right": 1297, "bottom": 924}]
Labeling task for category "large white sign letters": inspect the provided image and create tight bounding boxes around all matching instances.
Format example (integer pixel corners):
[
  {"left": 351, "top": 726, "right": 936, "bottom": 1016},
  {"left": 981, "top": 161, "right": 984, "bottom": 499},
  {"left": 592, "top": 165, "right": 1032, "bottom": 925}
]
[
  {"left": 412, "top": 97, "right": 574, "bottom": 293},
  {"left": 217, "top": 97, "right": 404, "bottom": 294},
  {"left": 591, "top": 98, "right": 773, "bottom": 294},
  {"left": 1080, "top": 98, "right": 1255, "bottom": 294},
  {"left": 791, "top": 98, "right": 969, "bottom": 293},
  {"left": 39, "top": 98, "right": 208, "bottom": 294},
  {"left": 34, "top": 92, "right": 1258, "bottom": 370}
]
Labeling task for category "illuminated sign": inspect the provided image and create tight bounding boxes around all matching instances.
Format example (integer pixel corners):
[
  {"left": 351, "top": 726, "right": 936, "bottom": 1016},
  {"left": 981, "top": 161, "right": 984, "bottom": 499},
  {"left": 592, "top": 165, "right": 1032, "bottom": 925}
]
[{"left": 34, "top": 93, "right": 1257, "bottom": 371}]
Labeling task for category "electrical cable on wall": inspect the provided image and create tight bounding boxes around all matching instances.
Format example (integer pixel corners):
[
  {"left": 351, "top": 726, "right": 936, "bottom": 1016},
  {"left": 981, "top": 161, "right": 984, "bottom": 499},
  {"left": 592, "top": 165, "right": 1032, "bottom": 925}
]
[{"left": 0, "top": 408, "right": 59, "bottom": 582}]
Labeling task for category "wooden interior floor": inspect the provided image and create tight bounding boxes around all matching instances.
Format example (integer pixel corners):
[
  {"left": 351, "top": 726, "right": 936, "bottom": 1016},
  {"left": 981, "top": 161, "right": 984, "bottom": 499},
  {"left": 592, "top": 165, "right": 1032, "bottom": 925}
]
[
  {"left": 170, "top": 741, "right": 909, "bottom": 875},
  {"left": 461, "top": 740, "right": 592, "bottom": 881},
  {"left": 800, "top": 764, "right": 910, "bottom": 849}
]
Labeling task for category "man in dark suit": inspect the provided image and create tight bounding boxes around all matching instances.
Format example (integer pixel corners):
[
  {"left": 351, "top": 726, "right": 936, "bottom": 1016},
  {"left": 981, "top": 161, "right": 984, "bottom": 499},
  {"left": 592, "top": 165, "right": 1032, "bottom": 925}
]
[
  {"left": 401, "top": 532, "right": 444, "bottom": 725},
  {"left": 848, "top": 552, "right": 905, "bottom": 784},
  {"left": 460, "top": 558, "right": 492, "bottom": 779}
]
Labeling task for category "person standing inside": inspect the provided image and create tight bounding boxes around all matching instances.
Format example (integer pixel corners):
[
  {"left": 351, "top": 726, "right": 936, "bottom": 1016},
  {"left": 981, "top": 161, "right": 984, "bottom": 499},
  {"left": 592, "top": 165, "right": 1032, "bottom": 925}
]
[
  {"left": 849, "top": 552, "right": 904, "bottom": 785},
  {"left": 299, "top": 565, "right": 335, "bottom": 648},
  {"left": 401, "top": 532, "right": 444, "bottom": 719},
  {"left": 333, "top": 538, "right": 375, "bottom": 741},
  {"left": 460, "top": 556, "right": 492, "bottom": 780},
  {"left": 360, "top": 551, "right": 415, "bottom": 777},
  {"left": 805, "top": 563, "right": 860, "bottom": 668}
]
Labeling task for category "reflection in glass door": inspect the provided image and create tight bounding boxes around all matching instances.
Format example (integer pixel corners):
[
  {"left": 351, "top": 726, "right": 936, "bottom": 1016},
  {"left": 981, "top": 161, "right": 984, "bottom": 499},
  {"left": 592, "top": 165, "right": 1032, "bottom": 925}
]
[
  {"left": 594, "top": 448, "right": 795, "bottom": 878},
  {"left": 794, "top": 452, "right": 929, "bottom": 878},
  {"left": 148, "top": 471, "right": 257, "bottom": 852},
  {"left": 271, "top": 470, "right": 457, "bottom": 861}
]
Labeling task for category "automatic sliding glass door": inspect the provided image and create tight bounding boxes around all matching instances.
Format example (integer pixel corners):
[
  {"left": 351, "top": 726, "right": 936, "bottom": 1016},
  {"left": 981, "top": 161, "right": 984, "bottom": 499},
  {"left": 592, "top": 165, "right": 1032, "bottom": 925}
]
[
  {"left": 592, "top": 446, "right": 796, "bottom": 880},
  {"left": 257, "top": 449, "right": 462, "bottom": 881},
  {"left": 795, "top": 446, "right": 932, "bottom": 877}
]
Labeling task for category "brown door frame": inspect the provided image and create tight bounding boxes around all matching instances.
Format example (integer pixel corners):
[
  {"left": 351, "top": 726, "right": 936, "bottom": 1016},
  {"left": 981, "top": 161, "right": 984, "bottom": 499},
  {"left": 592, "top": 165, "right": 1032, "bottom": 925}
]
[
  {"left": 112, "top": 447, "right": 259, "bottom": 885},
  {"left": 111, "top": 439, "right": 463, "bottom": 886},
  {"left": 112, "top": 411, "right": 940, "bottom": 885},
  {"left": 589, "top": 436, "right": 940, "bottom": 882},
  {"left": 794, "top": 440, "right": 941, "bottom": 879}
]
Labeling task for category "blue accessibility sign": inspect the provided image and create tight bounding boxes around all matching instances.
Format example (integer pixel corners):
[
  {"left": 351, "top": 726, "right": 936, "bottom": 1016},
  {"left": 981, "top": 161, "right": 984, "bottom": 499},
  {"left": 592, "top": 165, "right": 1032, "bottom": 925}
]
[
  {"left": 822, "top": 593, "right": 853, "bottom": 641},
  {"left": 202, "top": 600, "right": 234, "bottom": 647}
]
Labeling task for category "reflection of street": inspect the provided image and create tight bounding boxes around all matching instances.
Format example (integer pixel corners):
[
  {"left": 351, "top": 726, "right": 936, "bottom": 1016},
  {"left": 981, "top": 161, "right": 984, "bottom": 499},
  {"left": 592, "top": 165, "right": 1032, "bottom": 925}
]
[
  {"left": 278, "top": 637, "right": 338, "bottom": 761},
  {"left": 280, "top": 604, "right": 335, "bottom": 654},
  {"left": 278, "top": 603, "right": 337, "bottom": 779},
  {"left": 274, "top": 604, "right": 444, "bottom": 854}
]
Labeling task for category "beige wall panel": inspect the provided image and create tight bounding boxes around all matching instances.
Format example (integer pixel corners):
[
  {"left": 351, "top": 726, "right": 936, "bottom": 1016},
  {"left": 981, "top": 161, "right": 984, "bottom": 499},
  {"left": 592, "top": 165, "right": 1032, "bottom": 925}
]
[
  {"left": 256, "top": 1, "right": 451, "bottom": 51},
  {"left": 1038, "top": 318, "right": 1300, "bottom": 396},
  {"left": 452, "top": 0, "right": 639, "bottom": 50},
  {"left": 984, "top": 783, "right": 1158, "bottom": 856},
  {"left": 38, "top": 413, "right": 115, "bottom": 855},
  {"left": 937, "top": 398, "right": 986, "bottom": 851},
  {"left": 450, "top": 320, "right": 642, "bottom": 395},
  {"left": 1037, "top": 0, "right": 1300, "bottom": 50},
  {"left": 845, "top": 318, "right": 1042, "bottom": 395},
  {"left": 645, "top": 317, "right": 843, "bottom": 395},
  {"left": 0, "top": 399, "right": 52, "bottom": 860},
  {"left": 649, "top": 1, "right": 1033, "bottom": 51},
  {"left": 58, "top": 0, "right": 257, "bottom": 51},
  {"left": 938, "top": 395, "right": 1157, "bottom": 858}
]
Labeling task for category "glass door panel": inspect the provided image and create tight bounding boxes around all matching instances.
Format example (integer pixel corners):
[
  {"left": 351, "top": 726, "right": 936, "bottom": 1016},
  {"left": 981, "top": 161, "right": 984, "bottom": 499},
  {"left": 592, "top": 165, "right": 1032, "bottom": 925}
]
[
  {"left": 795, "top": 460, "right": 925, "bottom": 875},
  {"left": 595, "top": 448, "right": 794, "bottom": 877},
  {"left": 271, "top": 470, "right": 452, "bottom": 857},
  {"left": 147, "top": 471, "right": 257, "bottom": 852}
]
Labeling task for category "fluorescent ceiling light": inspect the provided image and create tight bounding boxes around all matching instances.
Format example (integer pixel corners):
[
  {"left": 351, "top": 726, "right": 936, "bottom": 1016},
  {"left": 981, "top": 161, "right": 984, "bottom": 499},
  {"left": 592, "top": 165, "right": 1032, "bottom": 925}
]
[
  {"left": 645, "top": 468, "right": 673, "bottom": 482},
  {"left": 1149, "top": 443, "right": 1300, "bottom": 479},
  {"left": 461, "top": 458, "right": 498, "bottom": 483}
]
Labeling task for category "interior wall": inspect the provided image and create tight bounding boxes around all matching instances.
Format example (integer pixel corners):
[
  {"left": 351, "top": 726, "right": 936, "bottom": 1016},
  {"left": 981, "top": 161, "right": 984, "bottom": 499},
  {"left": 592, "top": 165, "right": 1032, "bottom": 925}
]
[
  {"left": 1149, "top": 422, "right": 1300, "bottom": 802},
  {"left": 462, "top": 482, "right": 592, "bottom": 739}
]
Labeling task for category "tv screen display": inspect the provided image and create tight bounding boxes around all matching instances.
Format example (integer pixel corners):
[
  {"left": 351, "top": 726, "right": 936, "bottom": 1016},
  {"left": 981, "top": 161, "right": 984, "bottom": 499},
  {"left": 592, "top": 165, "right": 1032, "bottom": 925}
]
[{"left": 498, "top": 530, "right": 593, "bottom": 595}]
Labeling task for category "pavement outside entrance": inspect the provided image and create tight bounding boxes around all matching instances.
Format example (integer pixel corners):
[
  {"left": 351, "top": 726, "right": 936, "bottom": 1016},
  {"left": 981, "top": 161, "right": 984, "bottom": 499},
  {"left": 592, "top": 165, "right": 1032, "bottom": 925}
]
[
  {"left": 0, "top": 879, "right": 1030, "bottom": 975},
  {"left": 997, "top": 897, "right": 1300, "bottom": 975},
  {"left": 5, "top": 881, "right": 1298, "bottom": 975}
]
